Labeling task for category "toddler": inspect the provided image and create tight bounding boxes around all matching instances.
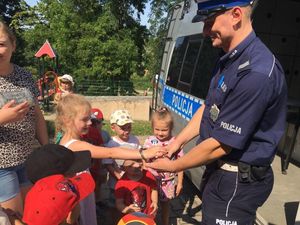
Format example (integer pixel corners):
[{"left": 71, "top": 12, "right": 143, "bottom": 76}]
[
  {"left": 115, "top": 159, "right": 158, "bottom": 219},
  {"left": 55, "top": 94, "right": 164, "bottom": 225},
  {"left": 102, "top": 110, "right": 140, "bottom": 223},
  {"left": 103, "top": 110, "right": 140, "bottom": 191},
  {"left": 144, "top": 106, "right": 184, "bottom": 225},
  {"left": 54, "top": 74, "right": 74, "bottom": 103}
]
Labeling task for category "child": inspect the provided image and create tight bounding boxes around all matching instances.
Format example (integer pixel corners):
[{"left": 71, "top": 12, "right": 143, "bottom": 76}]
[
  {"left": 54, "top": 74, "right": 74, "bottom": 104},
  {"left": 103, "top": 110, "right": 140, "bottom": 194},
  {"left": 144, "top": 106, "right": 184, "bottom": 225},
  {"left": 23, "top": 143, "right": 95, "bottom": 225},
  {"left": 55, "top": 94, "right": 164, "bottom": 225},
  {"left": 115, "top": 159, "right": 158, "bottom": 219},
  {"left": 90, "top": 108, "right": 111, "bottom": 144},
  {"left": 81, "top": 108, "right": 111, "bottom": 204},
  {"left": 102, "top": 110, "right": 140, "bottom": 223}
]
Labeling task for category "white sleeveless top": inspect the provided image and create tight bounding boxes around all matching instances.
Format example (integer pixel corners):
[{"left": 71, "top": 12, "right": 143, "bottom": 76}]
[{"left": 62, "top": 139, "right": 98, "bottom": 225}]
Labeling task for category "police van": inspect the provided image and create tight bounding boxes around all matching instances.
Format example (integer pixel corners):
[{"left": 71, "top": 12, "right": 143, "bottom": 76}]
[{"left": 153, "top": 0, "right": 300, "bottom": 189}]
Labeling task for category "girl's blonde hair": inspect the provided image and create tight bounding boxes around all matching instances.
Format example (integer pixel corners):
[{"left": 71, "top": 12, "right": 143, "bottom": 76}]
[
  {"left": 0, "top": 21, "right": 16, "bottom": 45},
  {"left": 151, "top": 106, "right": 174, "bottom": 130},
  {"left": 55, "top": 93, "right": 91, "bottom": 132}
]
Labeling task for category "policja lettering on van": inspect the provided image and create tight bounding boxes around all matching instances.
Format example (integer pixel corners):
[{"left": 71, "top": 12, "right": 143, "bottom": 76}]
[
  {"left": 171, "top": 94, "right": 193, "bottom": 118},
  {"left": 220, "top": 121, "right": 242, "bottom": 134}
]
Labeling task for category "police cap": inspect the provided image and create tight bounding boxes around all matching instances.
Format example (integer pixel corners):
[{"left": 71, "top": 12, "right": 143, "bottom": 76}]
[{"left": 192, "top": 0, "right": 255, "bottom": 23}]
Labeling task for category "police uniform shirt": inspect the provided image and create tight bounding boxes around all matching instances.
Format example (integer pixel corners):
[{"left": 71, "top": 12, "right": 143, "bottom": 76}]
[{"left": 198, "top": 31, "right": 287, "bottom": 166}]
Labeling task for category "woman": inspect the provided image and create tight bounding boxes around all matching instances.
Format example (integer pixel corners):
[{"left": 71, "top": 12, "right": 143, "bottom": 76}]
[{"left": 0, "top": 21, "right": 48, "bottom": 215}]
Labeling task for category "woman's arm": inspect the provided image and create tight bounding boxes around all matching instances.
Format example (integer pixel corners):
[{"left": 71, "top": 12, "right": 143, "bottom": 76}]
[{"left": 34, "top": 103, "right": 48, "bottom": 145}]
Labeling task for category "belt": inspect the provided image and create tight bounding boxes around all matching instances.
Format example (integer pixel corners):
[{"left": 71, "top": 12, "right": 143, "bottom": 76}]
[{"left": 218, "top": 160, "right": 238, "bottom": 172}]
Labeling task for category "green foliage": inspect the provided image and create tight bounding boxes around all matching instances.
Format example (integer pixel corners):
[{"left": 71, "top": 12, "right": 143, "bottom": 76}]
[
  {"left": 5, "top": 0, "right": 183, "bottom": 96},
  {"left": 9, "top": 0, "right": 149, "bottom": 90},
  {"left": 131, "top": 74, "right": 152, "bottom": 91},
  {"left": 144, "top": 0, "right": 182, "bottom": 76}
]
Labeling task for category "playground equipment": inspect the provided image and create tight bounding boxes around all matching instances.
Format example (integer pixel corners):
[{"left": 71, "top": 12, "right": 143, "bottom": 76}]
[{"left": 35, "top": 40, "right": 60, "bottom": 111}]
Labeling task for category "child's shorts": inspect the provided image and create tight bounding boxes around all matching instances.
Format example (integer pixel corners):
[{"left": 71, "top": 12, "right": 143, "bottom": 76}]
[{"left": 0, "top": 164, "right": 31, "bottom": 202}]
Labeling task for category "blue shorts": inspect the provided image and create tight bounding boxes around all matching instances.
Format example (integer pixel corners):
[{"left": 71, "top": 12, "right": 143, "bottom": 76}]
[{"left": 0, "top": 164, "right": 31, "bottom": 202}]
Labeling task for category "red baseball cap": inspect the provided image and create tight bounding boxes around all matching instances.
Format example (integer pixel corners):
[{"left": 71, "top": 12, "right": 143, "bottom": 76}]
[
  {"left": 23, "top": 172, "right": 95, "bottom": 225},
  {"left": 91, "top": 108, "right": 104, "bottom": 122}
]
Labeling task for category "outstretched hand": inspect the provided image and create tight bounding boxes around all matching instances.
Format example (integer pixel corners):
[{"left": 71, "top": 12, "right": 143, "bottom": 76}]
[
  {"left": 0, "top": 100, "right": 30, "bottom": 125},
  {"left": 165, "top": 140, "right": 182, "bottom": 158},
  {"left": 145, "top": 157, "right": 176, "bottom": 173},
  {"left": 143, "top": 146, "right": 168, "bottom": 160}
]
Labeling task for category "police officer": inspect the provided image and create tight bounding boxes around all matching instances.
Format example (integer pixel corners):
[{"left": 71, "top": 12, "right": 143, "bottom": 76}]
[{"left": 147, "top": 0, "right": 287, "bottom": 224}]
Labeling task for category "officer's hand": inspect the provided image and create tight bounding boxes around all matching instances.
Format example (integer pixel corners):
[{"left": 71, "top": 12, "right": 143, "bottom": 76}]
[
  {"left": 166, "top": 139, "right": 182, "bottom": 158},
  {"left": 145, "top": 157, "right": 175, "bottom": 173}
]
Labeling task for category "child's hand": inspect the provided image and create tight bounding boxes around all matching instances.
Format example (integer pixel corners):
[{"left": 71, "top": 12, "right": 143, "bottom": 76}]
[
  {"left": 175, "top": 183, "right": 183, "bottom": 196},
  {"left": 149, "top": 202, "right": 158, "bottom": 216},
  {"left": 125, "top": 204, "right": 141, "bottom": 213},
  {"left": 143, "top": 146, "right": 167, "bottom": 160}
]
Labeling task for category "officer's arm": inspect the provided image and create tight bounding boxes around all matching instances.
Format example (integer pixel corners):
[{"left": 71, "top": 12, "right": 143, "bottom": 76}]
[
  {"left": 168, "top": 104, "right": 205, "bottom": 155},
  {"left": 147, "top": 137, "right": 230, "bottom": 172}
]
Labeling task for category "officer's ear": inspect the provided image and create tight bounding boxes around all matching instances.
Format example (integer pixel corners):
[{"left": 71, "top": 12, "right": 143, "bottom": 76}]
[{"left": 231, "top": 7, "right": 243, "bottom": 28}]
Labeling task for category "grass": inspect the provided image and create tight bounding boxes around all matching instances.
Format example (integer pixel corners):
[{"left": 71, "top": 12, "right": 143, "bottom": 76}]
[
  {"left": 46, "top": 120, "right": 152, "bottom": 139},
  {"left": 102, "top": 120, "right": 152, "bottom": 136}
]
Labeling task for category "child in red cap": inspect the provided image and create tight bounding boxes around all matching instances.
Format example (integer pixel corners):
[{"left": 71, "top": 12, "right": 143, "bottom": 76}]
[{"left": 23, "top": 144, "right": 95, "bottom": 225}]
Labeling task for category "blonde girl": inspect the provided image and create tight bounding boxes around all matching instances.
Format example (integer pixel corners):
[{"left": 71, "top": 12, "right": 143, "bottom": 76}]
[
  {"left": 144, "top": 107, "right": 184, "bottom": 225},
  {"left": 55, "top": 94, "right": 164, "bottom": 225}
]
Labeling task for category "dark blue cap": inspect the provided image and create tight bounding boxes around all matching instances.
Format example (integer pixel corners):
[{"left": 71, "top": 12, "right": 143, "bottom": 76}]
[{"left": 192, "top": 0, "right": 254, "bottom": 23}]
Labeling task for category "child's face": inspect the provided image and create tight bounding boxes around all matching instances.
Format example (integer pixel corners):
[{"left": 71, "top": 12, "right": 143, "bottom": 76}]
[
  {"left": 123, "top": 160, "right": 143, "bottom": 176},
  {"left": 60, "top": 81, "right": 72, "bottom": 92},
  {"left": 153, "top": 119, "right": 171, "bottom": 142},
  {"left": 111, "top": 123, "right": 132, "bottom": 141},
  {"left": 73, "top": 109, "right": 92, "bottom": 136},
  {"left": 92, "top": 120, "right": 103, "bottom": 130}
]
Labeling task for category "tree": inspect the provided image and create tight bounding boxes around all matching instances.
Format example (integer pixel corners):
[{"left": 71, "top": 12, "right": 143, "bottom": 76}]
[
  {"left": 144, "top": 0, "right": 181, "bottom": 77},
  {"left": 0, "top": 0, "right": 22, "bottom": 24},
  {"left": 9, "top": 0, "right": 149, "bottom": 89}
]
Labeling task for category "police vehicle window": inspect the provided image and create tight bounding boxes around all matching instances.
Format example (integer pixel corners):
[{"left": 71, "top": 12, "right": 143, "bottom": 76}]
[
  {"left": 191, "top": 37, "right": 220, "bottom": 99},
  {"left": 179, "top": 40, "right": 202, "bottom": 84},
  {"left": 166, "top": 37, "right": 188, "bottom": 88}
]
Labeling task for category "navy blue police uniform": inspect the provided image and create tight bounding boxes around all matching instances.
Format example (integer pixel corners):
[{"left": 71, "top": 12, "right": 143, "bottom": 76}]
[{"left": 194, "top": 1, "right": 287, "bottom": 224}]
